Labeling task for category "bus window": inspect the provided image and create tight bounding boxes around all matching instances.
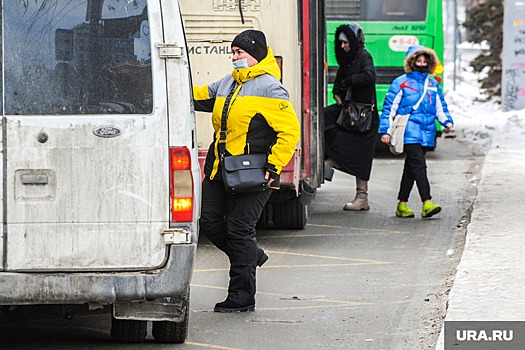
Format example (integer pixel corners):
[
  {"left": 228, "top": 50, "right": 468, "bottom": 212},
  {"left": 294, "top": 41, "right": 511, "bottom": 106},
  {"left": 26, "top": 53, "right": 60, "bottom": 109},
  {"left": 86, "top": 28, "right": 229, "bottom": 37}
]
[
  {"left": 325, "top": 0, "right": 443, "bottom": 111},
  {"left": 376, "top": 0, "right": 427, "bottom": 21},
  {"left": 326, "top": 0, "right": 360, "bottom": 17},
  {"left": 327, "top": 0, "right": 427, "bottom": 21}
]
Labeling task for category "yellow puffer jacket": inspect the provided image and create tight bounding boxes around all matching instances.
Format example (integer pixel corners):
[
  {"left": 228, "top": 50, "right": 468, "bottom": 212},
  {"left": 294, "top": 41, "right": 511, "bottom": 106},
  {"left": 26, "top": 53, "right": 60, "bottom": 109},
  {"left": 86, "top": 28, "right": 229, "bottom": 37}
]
[{"left": 193, "top": 47, "right": 300, "bottom": 189}]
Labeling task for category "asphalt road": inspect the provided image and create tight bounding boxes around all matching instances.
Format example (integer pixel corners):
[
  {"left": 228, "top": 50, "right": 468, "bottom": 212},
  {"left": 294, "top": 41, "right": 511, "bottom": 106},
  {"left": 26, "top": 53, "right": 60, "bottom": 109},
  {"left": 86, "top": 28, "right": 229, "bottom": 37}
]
[{"left": 0, "top": 135, "right": 484, "bottom": 350}]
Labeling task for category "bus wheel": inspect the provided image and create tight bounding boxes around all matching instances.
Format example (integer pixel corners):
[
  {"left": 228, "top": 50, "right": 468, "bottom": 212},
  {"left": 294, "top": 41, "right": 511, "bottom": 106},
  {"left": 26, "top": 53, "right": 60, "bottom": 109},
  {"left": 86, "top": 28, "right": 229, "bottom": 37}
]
[
  {"left": 110, "top": 317, "right": 147, "bottom": 343},
  {"left": 272, "top": 198, "right": 308, "bottom": 229},
  {"left": 152, "top": 299, "right": 189, "bottom": 343}
]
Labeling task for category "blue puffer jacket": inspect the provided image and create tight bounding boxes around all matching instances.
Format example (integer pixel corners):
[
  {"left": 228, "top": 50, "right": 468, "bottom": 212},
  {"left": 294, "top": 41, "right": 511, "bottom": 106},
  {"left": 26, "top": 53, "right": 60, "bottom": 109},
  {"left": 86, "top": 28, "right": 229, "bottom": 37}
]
[{"left": 379, "top": 47, "right": 453, "bottom": 147}]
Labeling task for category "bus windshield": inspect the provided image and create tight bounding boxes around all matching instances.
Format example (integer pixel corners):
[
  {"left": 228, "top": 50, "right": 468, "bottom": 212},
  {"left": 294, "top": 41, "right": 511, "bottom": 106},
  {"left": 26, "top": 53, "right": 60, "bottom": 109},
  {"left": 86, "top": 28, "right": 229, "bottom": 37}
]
[{"left": 326, "top": 0, "right": 428, "bottom": 21}]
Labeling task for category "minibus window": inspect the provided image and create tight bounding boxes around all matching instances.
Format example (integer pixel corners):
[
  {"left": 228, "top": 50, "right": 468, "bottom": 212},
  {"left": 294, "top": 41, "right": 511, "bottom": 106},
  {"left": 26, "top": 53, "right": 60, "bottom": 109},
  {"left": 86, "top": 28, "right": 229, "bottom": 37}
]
[{"left": 3, "top": 0, "right": 152, "bottom": 115}]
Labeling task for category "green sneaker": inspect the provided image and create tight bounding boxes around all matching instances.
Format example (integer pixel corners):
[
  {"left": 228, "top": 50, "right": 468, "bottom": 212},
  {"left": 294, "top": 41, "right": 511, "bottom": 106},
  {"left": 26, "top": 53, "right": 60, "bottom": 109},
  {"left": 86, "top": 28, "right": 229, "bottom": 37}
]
[
  {"left": 421, "top": 201, "right": 441, "bottom": 218},
  {"left": 396, "top": 202, "right": 414, "bottom": 218}
]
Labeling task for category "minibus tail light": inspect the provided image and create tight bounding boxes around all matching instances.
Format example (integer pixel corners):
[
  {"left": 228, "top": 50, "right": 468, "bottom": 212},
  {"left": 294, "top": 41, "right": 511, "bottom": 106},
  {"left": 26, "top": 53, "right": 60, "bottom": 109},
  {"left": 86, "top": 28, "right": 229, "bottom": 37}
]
[{"left": 170, "top": 147, "right": 193, "bottom": 222}]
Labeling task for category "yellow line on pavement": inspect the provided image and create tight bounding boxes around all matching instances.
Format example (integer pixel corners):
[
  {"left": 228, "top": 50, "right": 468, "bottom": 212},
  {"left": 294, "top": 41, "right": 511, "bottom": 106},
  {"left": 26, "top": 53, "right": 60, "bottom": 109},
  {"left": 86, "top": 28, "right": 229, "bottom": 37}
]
[
  {"left": 256, "top": 302, "right": 368, "bottom": 311},
  {"left": 194, "top": 262, "right": 389, "bottom": 273},
  {"left": 306, "top": 223, "right": 405, "bottom": 234},
  {"left": 258, "top": 231, "right": 405, "bottom": 239},
  {"left": 318, "top": 298, "right": 366, "bottom": 304},
  {"left": 191, "top": 284, "right": 289, "bottom": 297},
  {"left": 265, "top": 250, "right": 387, "bottom": 263},
  {"left": 190, "top": 284, "right": 369, "bottom": 313},
  {"left": 190, "top": 283, "right": 227, "bottom": 291},
  {"left": 184, "top": 341, "right": 242, "bottom": 350},
  {"left": 258, "top": 262, "right": 390, "bottom": 268},
  {"left": 191, "top": 284, "right": 369, "bottom": 306},
  {"left": 193, "top": 250, "right": 392, "bottom": 273},
  {"left": 193, "top": 268, "right": 234, "bottom": 272},
  {"left": 191, "top": 301, "right": 368, "bottom": 313}
]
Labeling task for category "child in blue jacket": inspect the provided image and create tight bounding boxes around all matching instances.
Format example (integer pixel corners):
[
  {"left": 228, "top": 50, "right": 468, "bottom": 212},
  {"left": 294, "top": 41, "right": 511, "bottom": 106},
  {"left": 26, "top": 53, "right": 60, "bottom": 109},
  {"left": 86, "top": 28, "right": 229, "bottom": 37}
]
[{"left": 379, "top": 45, "right": 454, "bottom": 218}]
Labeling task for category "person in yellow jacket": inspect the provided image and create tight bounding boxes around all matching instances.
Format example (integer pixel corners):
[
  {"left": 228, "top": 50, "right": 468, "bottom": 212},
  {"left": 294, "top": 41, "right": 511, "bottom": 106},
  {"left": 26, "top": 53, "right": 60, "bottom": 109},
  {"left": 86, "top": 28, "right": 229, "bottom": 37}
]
[{"left": 193, "top": 30, "right": 300, "bottom": 313}]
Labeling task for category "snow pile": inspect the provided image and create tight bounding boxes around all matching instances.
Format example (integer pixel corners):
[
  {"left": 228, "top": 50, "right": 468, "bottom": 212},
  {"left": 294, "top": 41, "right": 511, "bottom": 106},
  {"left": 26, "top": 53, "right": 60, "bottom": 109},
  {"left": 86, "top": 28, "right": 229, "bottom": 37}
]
[{"left": 443, "top": 44, "right": 525, "bottom": 151}]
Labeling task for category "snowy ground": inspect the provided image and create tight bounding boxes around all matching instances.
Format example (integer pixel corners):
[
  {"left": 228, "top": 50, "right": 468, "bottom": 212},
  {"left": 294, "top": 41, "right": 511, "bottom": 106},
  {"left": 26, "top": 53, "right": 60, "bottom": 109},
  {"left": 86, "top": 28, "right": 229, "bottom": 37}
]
[{"left": 443, "top": 43, "right": 525, "bottom": 151}]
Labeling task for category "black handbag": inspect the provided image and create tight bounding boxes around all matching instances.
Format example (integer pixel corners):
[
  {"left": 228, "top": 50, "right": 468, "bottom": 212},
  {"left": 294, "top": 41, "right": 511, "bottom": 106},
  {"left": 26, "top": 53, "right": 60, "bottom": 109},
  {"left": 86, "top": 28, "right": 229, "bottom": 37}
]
[
  {"left": 218, "top": 83, "right": 268, "bottom": 194},
  {"left": 336, "top": 88, "right": 374, "bottom": 133},
  {"left": 222, "top": 154, "right": 268, "bottom": 194}
]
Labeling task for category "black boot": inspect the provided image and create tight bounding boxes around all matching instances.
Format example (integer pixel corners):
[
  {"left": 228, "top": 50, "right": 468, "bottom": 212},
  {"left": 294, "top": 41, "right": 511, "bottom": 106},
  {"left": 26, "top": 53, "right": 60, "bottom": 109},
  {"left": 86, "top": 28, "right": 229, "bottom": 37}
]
[
  {"left": 214, "top": 299, "right": 255, "bottom": 313},
  {"left": 257, "top": 249, "right": 269, "bottom": 267}
]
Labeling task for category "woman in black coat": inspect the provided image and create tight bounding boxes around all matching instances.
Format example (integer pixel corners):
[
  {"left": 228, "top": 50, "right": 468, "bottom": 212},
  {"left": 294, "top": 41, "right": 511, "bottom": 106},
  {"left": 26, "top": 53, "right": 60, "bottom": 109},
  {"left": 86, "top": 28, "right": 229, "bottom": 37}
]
[{"left": 324, "top": 23, "right": 379, "bottom": 211}]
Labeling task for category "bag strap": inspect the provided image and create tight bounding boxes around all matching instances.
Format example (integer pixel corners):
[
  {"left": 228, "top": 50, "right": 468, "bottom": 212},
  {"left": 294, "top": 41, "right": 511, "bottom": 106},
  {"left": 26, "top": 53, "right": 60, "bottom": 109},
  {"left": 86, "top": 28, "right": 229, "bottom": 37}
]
[
  {"left": 391, "top": 76, "right": 429, "bottom": 127},
  {"left": 218, "top": 82, "right": 239, "bottom": 159},
  {"left": 344, "top": 85, "right": 374, "bottom": 106},
  {"left": 344, "top": 87, "right": 352, "bottom": 102},
  {"left": 411, "top": 76, "right": 429, "bottom": 111}
]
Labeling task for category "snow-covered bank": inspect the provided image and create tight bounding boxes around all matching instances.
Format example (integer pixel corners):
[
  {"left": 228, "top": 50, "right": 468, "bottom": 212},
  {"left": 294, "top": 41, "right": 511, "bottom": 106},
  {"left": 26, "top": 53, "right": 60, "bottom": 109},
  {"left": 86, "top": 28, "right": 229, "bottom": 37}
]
[{"left": 443, "top": 44, "right": 525, "bottom": 152}]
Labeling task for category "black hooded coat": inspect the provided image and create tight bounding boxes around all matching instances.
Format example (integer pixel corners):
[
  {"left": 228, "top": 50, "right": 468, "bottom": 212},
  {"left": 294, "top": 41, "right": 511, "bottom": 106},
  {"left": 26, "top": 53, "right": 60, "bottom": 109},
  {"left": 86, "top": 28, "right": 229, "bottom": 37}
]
[{"left": 324, "top": 24, "right": 379, "bottom": 181}]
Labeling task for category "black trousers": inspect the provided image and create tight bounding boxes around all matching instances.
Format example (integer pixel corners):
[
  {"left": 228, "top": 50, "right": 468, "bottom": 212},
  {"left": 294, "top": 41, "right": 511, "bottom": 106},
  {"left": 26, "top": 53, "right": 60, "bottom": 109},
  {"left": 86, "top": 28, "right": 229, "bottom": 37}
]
[
  {"left": 398, "top": 143, "right": 432, "bottom": 202},
  {"left": 199, "top": 177, "right": 272, "bottom": 305}
]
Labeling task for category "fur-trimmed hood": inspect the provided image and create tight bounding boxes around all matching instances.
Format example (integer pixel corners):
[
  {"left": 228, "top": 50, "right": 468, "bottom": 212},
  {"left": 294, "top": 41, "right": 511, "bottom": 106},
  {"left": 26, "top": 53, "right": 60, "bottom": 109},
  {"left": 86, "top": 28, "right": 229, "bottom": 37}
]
[
  {"left": 403, "top": 45, "right": 439, "bottom": 74},
  {"left": 334, "top": 23, "right": 365, "bottom": 66}
]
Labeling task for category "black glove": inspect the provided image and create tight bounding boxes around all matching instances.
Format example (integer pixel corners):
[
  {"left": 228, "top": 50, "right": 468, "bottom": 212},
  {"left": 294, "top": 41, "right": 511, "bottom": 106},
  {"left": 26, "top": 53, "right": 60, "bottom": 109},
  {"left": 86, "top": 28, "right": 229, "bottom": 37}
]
[
  {"left": 266, "top": 169, "right": 279, "bottom": 181},
  {"left": 265, "top": 168, "right": 280, "bottom": 188}
]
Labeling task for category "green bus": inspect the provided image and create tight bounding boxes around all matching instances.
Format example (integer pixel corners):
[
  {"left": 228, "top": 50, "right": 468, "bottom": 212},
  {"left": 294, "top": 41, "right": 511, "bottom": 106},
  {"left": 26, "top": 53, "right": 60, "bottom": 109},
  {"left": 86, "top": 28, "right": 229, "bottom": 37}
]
[{"left": 325, "top": 0, "right": 445, "bottom": 112}]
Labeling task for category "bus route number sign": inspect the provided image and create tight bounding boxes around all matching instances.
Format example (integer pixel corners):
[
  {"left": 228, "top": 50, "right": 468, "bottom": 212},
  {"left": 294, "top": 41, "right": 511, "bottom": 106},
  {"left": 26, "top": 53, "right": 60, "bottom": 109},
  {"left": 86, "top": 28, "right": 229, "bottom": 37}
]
[{"left": 388, "top": 35, "right": 420, "bottom": 52}]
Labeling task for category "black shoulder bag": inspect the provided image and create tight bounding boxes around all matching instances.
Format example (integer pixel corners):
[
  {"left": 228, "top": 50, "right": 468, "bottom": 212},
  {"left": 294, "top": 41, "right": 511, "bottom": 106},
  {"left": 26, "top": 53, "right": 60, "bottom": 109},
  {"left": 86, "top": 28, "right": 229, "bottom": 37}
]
[
  {"left": 219, "top": 83, "right": 269, "bottom": 194},
  {"left": 336, "top": 87, "right": 375, "bottom": 133}
]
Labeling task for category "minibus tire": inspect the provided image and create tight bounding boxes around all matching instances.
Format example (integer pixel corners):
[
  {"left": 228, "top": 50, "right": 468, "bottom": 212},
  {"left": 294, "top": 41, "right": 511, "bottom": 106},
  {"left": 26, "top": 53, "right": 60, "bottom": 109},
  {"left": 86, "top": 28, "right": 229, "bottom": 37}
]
[
  {"left": 152, "top": 299, "right": 189, "bottom": 343},
  {"left": 110, "top": 317, "right": 147, "bottom": 343}
]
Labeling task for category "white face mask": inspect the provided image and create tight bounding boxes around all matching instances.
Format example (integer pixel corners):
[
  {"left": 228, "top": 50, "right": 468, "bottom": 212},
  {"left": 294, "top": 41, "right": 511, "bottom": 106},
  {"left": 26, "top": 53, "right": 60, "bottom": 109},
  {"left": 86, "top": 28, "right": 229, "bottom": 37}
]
[{"left": 232, "top": 58, "right": 249, "bottom": 69}]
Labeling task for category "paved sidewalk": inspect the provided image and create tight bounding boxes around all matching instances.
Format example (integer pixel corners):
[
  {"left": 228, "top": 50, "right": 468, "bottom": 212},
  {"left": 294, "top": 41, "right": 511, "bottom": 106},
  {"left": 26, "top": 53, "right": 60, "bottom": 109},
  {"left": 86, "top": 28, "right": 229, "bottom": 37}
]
[{"left": 436, "top": 120, "right": 525, "bottom": 348}]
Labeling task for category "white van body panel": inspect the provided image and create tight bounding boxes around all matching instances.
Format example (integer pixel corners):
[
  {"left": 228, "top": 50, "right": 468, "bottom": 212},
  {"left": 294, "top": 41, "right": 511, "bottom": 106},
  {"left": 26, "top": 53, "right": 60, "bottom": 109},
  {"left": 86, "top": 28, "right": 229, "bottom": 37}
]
[
  {"left": 162, "top": 1, "right": 201, "bottom": 205},
  {"left": 7, "top": 124, "right": 168, "bottom": 270},
  {"left": 0, "top": 0, "right": 199, "bottom": 327},
  {"left": 3, "top": 2, "right": 168, "bottom": 271}
]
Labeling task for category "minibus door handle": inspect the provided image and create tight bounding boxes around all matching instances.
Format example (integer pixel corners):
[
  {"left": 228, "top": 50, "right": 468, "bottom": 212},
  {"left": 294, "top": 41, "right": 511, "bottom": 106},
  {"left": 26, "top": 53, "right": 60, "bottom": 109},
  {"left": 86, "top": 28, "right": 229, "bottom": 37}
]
[{"left": 21, "top": 174, "right": 49, "bottom": 185}]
